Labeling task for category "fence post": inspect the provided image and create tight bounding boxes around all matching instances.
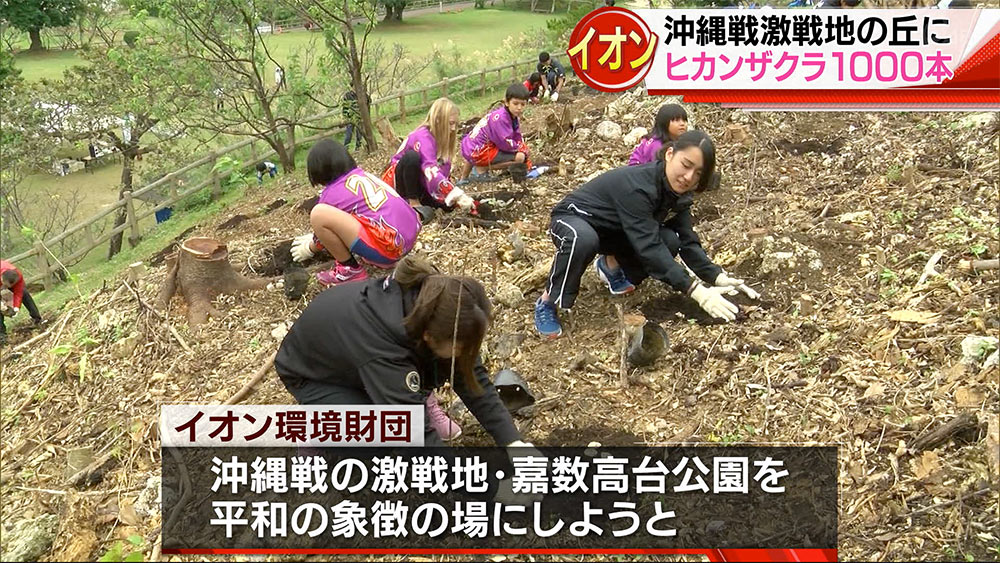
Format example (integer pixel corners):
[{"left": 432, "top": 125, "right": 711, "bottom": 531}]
[
  {"left": 250, "top": 139, "right": 257, "bottom": 164},
  {"left": 123, "top": 191, "right": 141, "bottom": 247},
  {"left": 511, "top": 63, "right": 518, "bottom": 82},
  {"left": 421, "top": 87, "right": 428, "bottom": 107},
  {"left": 441, "top": 78, "right": 449, "bottom": 97},
  {"left": 398, "top": 93, "right": 406, "bottom": 120},
  {"left": 169, "top": 176, "right": 179, "bottom": 200},
  {"left": 480, "top": 70, "right": 486, "bottom": 97},
  {"left": 33, "top": 241, "right": 50, "bottom": 290}
]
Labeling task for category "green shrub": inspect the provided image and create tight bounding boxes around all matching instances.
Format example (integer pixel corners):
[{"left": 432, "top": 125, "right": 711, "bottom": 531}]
[{"left": 123, "top": 31, "right": 140, "bottom": 47}]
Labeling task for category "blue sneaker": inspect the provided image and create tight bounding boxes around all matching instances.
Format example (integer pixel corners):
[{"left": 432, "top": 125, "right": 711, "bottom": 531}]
[
  {"left": 595, "top": 255, "right": 635, "bottom": 295},
  {"left": 533, "top": 298, "right": 562, "bottom": 338}
]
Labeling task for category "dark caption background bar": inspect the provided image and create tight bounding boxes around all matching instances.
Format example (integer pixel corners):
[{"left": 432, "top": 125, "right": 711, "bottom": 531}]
[{"left": 162, "top": 446, "right": 837, "bottom": 551}]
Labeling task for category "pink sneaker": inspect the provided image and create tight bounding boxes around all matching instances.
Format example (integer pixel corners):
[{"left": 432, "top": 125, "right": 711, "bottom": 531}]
[
  {"left": 315, "top": 262, "right": 368, "bottom": 286},
  {"left": 426, "top": 394, "right": 462, "bottom": 441}
]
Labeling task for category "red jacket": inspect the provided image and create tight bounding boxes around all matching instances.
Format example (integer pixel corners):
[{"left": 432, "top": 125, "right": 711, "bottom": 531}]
[{"left": 0, "top": 260, "right": 25, "bottom": 308}]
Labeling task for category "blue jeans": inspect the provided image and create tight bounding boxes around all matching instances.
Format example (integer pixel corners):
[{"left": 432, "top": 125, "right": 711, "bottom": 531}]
[{"left": 344, "top": 123, "right": 362, "bottom": 149}]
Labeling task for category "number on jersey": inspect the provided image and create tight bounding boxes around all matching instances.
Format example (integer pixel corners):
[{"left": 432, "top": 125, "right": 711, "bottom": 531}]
[{"left": 344, "top": 172, "right": 400, "bottom": 212}]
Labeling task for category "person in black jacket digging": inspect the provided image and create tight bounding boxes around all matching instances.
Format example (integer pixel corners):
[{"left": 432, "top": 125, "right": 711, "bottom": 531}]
[
  {"left": 275, "top": 256, "right": 530, "bottom": 449},
  {"left": 533, "top": 130, "right": 760, "bottom": 338}
]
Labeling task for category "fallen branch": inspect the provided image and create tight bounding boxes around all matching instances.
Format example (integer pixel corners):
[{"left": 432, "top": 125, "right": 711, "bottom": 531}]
[
  {"left": 168, "top": 325, "right": 193, "bottom": 354},
  {"left": 66, "top": 450, "right": 115, "bottom": 487},
  {"left": 5, "top": 309, "right": 78, "bottom": 423},
  {"left": 8, "top": 327, "right": 56, "bottom": 354},
  {"left": 7, "top": 356, "right": 72, "bottom": 423},
  {"left": 8, "top": 305, "right": 76, "bottom": 354},
  {"left": 958, "top": 259, "right": 999, "bottom": 272},
  {"left": 910, "top": 412, "right": 979, "bottom": 453},
  {"left": 915, "top": 250, "right": 945, "bottom": 287},
  {"left": 440, "top": 216, "right": 506, "bottom": 230},
  {"left": 14, "top": 484, "right": 143, "bottom": 496},
  {"left": 224, "top": 350, "right": 278, "bottom": 405},
  {"left": 123, "top": 280, "right": 164, "bottom": 321},
  {"left": 897, "top": 487, "right": 991, "bottom": 520}
]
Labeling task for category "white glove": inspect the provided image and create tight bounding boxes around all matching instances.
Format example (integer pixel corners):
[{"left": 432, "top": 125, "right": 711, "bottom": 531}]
[
  {"left": 9, "top": 306, "right": 19, "bottom": 317},
  {"left": 542, "top": 89, "right": 550, "bottom": 99},
  {"left": 290, "top": 233, "right": 315, "bottom": 262},
  {"left": 714, "top": 272, "right": 761, "bottom": 300},
  {"left": 445, "top": 186, "right": 474, "bottom": 212},
  {"left": 455, "top": 194, "right": 475, "bottom": 212},
  {"left": 507, "top": 439, "right": 535, "bottom": 449},
  {"left": 550, "top": 91, "right": 559, "bottom": 102},
  {"left": 690, "top": 283, "right": 739, "bottom": 322}
]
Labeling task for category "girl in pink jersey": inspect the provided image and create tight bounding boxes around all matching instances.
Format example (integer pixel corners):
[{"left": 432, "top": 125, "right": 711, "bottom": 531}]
[
  {"left": 290, "top": 139, "right": 421, "bottom": 286},
  {"left": 457, "top": 83, "right": 532, "bottom": 183},
  {"left": 382, "top": 98, "right": 477, "bottom": 220},
  {"left": 628, "top": 104, "right": 688, "bottom": 166}
]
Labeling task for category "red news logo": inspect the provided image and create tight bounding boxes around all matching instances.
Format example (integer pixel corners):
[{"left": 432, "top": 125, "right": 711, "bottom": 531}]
[{"left": 566, "top": 7, "right": 659, "bottom": 92}]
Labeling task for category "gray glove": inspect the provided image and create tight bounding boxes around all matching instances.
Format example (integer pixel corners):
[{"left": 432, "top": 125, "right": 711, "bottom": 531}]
[{"left": 414, "top": 205, "right": 435, "bottom": 224}]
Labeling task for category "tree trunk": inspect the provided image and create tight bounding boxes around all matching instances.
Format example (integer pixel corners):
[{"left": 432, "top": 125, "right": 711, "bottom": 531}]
[
  {"left": 156, "top": 237, "right": 271, "bottom": 326},
  {"left": 341, "top": 6, "right": 376, "bottom": 151},
  {"left": 394, "top": 5, "right": 405, "bottom": 20},
  {"left": 107, "top": 153, "right": 136, "bottom": 260},
  {"left": 266, "top": 135, "right": 295, "bottom": 172},
  {"left": 28, "top": 29, "right": 44, "bottom": 51}
]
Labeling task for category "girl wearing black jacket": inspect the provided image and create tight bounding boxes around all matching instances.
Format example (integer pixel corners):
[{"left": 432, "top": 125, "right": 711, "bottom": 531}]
[
  {"left": 533, "top": 130, "right": 759, "bottom": 338},
  {"left": 275, "top": 257, "right": 527, "bottom": 448}
]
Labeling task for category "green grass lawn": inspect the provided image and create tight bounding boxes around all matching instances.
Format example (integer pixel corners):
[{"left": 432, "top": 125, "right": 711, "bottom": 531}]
[
  {"left": 9, "top": 49, "right": 83, "bottom": 82},
  {"left": 18, "top": 164, "right": 124, "bottom": 220},
  {"left": 13, "top": 8, "right": 555, "bottom": 83}
]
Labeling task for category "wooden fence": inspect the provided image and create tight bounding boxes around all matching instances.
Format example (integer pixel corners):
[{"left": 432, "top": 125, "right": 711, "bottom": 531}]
[
  {"left": 268, "top": 0, "right": 474, "bottom": 32},
  {"left": 5, "top": 56, "right": 540, "bottom": 290}
]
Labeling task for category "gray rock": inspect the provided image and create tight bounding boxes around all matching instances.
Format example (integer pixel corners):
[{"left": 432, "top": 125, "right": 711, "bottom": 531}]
[
  {"left": 493, "top": 333, "right": 526, "bottom": 361},
  {"left": 134, "top": 475, "right": 162, "bottom": 518},
  {"left": 595, "top": 121, "right": 623, "bottom": 142},
  {"left": 623, "top": 126, "right": 648, "bottom": 147},
  {"left": 2, "top": 514, "right": 59, "bottom": 562},
  {"left": 494, "top": 284, "right": 524, "bottom": 308},
  {"left": 960, "top": 336, "right": 999, "bottom": 365}
]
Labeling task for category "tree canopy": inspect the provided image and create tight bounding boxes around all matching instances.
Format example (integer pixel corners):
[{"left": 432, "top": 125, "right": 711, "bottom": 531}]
[{"left": 1, "top": 0, "right": 82, "bottom": 50}]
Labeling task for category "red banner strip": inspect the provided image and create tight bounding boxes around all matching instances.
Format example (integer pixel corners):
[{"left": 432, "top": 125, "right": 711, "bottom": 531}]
[{"left": 163, "top": 547, "right": 837, "bottom": 561}]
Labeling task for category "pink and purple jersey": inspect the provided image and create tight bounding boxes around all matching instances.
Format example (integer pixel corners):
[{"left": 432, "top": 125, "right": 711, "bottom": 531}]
[
  {"left": 388, "top": 126, "right": 453, "bottom": 203},
  {"left": 460, "top": 106, "right": 523, "bottom": 162},
  {"left": 317, "top": 167, "right": 420, "bottom": 258},
  {"left": 628, "top": 137, "right": 664, "bottom": 166}
]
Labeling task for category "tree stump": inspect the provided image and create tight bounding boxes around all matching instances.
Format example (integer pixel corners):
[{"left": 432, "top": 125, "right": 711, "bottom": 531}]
[{"left": 156, "top": 237, "right": 270, "bottom": 326}]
